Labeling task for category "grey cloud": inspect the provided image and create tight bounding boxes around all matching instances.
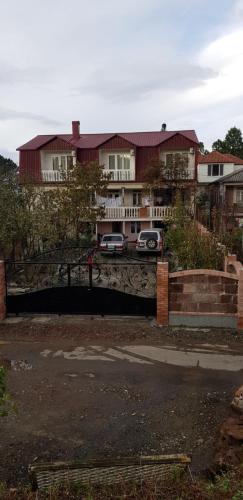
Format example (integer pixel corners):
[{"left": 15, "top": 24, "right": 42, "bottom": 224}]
[
  {"left": 0, "top": 62, "right": 54, "bottom": 86},
  {"left": 75, "top": 60, "right": 216, "bottom": 102},
  {"left": 0, "top": 107, "right": 61, "bottom": 126}
]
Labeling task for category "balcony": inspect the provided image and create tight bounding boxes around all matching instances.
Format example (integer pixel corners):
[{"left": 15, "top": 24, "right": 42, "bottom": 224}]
[
  {"left": 103, "top": 206, "right": 174, "bottom": 220},
  {"left": 42, "top": 170, "right": 65, "bottom": 182},
  {"left": 103, "top": 169, "right": 135, "bottom": 181}
]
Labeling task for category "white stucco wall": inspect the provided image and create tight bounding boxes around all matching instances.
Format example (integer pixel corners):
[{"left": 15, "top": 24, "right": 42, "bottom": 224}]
[{"left": 197, "top": 162, "right": 234, "bottom": 183}]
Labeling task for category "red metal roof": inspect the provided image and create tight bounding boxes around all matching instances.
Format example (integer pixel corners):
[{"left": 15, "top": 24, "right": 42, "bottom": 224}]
[
  {"left": 17, "top": 129, "right": 199, "bottom": 151},
  {"left": 198, "top": 151, "right": 243, "bottom": 165}
]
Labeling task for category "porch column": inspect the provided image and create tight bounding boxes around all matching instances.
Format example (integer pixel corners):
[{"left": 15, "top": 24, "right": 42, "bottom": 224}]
[
  {"left": 121, "top": 187, "right": 125, "bottom": 205},
  {"left": 150, "top": 220, "right": 153, "bottom": 228},
  {"left": 122, "top": 221, "right": 126, "bottom": 234},
  {"left": 0, "top": 261, "right": 6, "bottom": 321}
]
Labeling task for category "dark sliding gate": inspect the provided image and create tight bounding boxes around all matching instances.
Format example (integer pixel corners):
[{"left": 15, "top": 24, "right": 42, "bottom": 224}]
[{"left": 5, "top": 258, "right": 157, "bottom": 316}]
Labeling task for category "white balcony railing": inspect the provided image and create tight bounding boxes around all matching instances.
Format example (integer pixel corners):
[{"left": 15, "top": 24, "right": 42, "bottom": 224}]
[
  {"left": 42, "top": 169, "right": 135, "bottom": 182},
  {"left": 103, "top": 206, "right": 174, "bottom": 220},
  {"left": 103, "top": 169, "right": 135, "bottom": 181},
  {"left": 42, "top": 170, "right": 65, "bottom": 182}
]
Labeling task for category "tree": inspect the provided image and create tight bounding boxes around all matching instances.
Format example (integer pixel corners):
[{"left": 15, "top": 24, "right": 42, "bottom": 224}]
[
  {"left": 143, "top": 154, "right": 190, "bottom": 204},
  {"left": 165, "top": 193, "right": 225, "bottom": 271},
  {"left": 0, "top": 154, "right": 17, "bottom": 178},
  {"left": 0, "top": 160, "right": 110, "bottom": 259},
  {"left": 212, "top": 127, "right": 243, "bottom": 158},
  {"left": 53, "top": 160, "right": 110, "bottom": 242},
  {"left": 199, "top": 142, "right": 209, "bottom": 155}
]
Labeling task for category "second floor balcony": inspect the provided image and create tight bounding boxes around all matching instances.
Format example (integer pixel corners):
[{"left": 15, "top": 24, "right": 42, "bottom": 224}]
[
  {"left": 103, "top": 206, "right": 175, "bottom": 220},
  {"left": 103, "top": 168, "right": 135, "bottom": 182},
  {"left": 42, "top": 170, "right": 64, "bottom": 182},
  {"left": 42, "top": 167, "right": 135, "bottom": 183}
]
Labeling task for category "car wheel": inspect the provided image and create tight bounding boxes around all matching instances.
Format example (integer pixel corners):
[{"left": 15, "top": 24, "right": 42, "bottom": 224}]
[{"left": 146, "top": 238, "right": 157, "bottom": 250}]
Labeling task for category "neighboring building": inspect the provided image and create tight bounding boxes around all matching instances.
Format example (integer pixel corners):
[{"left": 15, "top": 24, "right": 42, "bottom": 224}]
[
  {"left": 197, "top": 151, "right": 243, "bottom": 186},
  {"left": 210, "top": 168, "right": 243, "bottom": 229},
  {"left": 17, "top": 121, "right": 199, "bottom": 240}
]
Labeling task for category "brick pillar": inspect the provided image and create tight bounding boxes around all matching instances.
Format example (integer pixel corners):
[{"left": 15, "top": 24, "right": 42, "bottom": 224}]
[
  {"left": 238, "top": 268, "right": 243, "bottom": 331},
  {"left": 0, "top": 261, "right": 6, "bottom": 321},
  {"left": 157, "top": 261, "right": 169, "bottom": 326}
]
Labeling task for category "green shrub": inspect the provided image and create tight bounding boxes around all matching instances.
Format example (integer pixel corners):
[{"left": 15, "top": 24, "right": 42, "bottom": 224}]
[{"left": 165, "top": 194, "right": 225, "bottom": 271}]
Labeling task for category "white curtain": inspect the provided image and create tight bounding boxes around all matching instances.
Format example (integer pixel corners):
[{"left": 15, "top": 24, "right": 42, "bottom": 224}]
[{"left": 96, "top": 196, "right": 123, "bottom": 207}]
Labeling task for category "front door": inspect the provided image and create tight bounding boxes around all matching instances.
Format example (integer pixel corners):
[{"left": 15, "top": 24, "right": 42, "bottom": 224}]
[{"left": 112, "top": 222, "right": 122, "bottom": 233}]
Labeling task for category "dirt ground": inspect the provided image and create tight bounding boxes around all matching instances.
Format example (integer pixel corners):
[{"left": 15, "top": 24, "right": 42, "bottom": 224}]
[
  {"left": 1, "top": 315, "right": 243, "bottom": 348},
  {"left": 0, "top": 317, "right": 242, "bottom": 487}
]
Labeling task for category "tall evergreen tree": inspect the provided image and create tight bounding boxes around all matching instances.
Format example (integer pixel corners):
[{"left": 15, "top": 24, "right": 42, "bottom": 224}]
[
  {"left": 0, "top": 154, "right": 18, "bottom": 178},
  {"left": 212, "top": 127, "right": 243, "bottom": 158}
]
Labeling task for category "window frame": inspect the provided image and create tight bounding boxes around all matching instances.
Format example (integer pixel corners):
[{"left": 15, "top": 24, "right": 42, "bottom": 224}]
[
  {"left": 108, "top": 153, "right": 131, "bottom": 171},
  {"left": 236, "top": 190, "right": 243, "bottom": 203},
  {"left": 49, "top": 154, "right": 73, "bottom": 171},
  {"left": 208, "top": 164, "right": 224, "bottom": 177}
]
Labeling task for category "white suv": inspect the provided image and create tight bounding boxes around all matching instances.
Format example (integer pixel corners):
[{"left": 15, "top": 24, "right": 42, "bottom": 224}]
[{"left": 136, "top": 228, "right": 163, "bottom": 253}]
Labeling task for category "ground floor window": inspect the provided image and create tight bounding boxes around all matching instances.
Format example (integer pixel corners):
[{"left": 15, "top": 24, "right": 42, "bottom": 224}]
[{"left": 131, "top": 221, "right": 141, "bottom": 234}]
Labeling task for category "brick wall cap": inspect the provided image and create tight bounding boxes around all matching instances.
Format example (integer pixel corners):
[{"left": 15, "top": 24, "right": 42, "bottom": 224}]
[
  {"left": 170, "top": 311, "right": 237, "bottom": 317},
  {"left": 169, "top": 269, "right": 238, "bottom": 280}
]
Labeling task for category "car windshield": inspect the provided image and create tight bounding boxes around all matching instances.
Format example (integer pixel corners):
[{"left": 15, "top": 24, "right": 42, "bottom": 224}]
[
  {"left": 102, "top": 235, "right": 123, "bottom": 242},
  {"left": 139, "top": 232, "right": 158, "bottom": 241}
]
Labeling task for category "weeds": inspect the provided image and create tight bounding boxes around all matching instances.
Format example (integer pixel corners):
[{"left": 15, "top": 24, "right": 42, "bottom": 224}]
[{"left": 0, "top": 467, "right": 243, "bottom": 499}]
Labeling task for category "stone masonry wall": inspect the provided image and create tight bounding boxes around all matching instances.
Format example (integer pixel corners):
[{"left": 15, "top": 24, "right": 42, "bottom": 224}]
[{"left": 169, "top": 270, "right": 238, "bottom": 315}]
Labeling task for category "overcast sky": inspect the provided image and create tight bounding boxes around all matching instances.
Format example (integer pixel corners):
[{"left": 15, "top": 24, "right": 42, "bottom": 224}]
[{"left": 1, "top": 0, "right": 243, "bottom": 162}]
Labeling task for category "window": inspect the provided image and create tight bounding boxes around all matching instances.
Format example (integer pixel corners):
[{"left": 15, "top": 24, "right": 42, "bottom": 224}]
[
  {"left": 108, "top": 191, "right": 120, "bottom": 199},
  {"left": 103, "top": 235, "right": 123, "bottom": 242},
  {"left": 109, "top": 155, "right": 116, "bottom": 170},
  {"left": 139, "top": 231, "right": 158, "bottom": 240},
  {"left": 208, "top": 164, "right": 224, "bottom": 176},
  {"left": 131, "top": 221, "right": 141, "bottom": 234},
  {"left": 51, "top": 155, "right": 73, "bottom": 171},
  {"left": 108, "top": 153, "right": 131, "bottom": 170},
  {"left": 166, "top": 153, "right": 188, "bottom": 165},
  {"left": 132, "top": 191, "right": 142, "bottom": 206},
  {"left": 165, "top": 153, "right": 189, "bottom": 179},
  {"left": 67, "top": 156, "right": 73, "bottom": 168},
  {"left": 236, "top": 190, "right": 243, "bottom": 203}
]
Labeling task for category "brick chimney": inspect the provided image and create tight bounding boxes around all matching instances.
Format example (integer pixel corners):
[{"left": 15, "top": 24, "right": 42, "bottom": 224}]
[{"left": 72, "top": 121, "right": 80, "bottom": 140}]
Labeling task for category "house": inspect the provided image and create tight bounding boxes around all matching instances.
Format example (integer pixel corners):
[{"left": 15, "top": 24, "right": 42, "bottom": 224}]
[
  {"left": 210, "top": 168, "right": 243, "bottom": 230},
  {"left": 197, "top": 151, "right": 243, "bottom": 186},
  {"left": 17, "top": 121, "right": 199, "bottom": 240}
]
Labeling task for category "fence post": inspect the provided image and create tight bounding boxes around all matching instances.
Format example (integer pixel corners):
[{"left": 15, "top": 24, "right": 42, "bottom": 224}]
[
  {"left": 238, "top": 268, "right": 243, "bottom": 331},
  {"left": 0, "top": 261, "right": 6, "bottom": 320},
  {"left": 157, "top": 261, "right": 169, "bottom": 326}
]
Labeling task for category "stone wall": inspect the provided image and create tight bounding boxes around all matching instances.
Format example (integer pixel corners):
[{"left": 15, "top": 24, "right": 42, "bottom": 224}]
[
  {"left": 169, "top": 270, "right": 238, "bottom": 315},
  {"left": 0, "top": 261, "right": 6, "bottom": 321},
  {"left": 156, "top": 262, "right": 241, "bottom": 329}
]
